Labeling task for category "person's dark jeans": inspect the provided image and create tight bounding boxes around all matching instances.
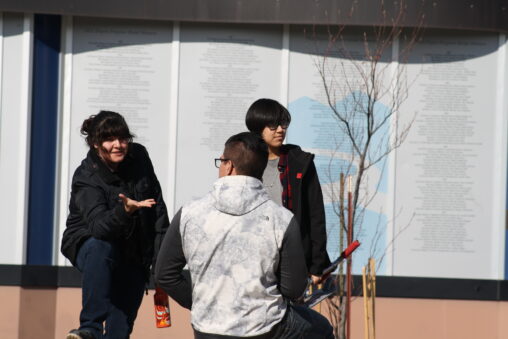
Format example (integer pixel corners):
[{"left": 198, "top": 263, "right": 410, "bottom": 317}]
[
  {"left": 272, "top": 304, "right": 334, "bottom": 339},
  {"left": 193, "top": 303, "right": 333, "bottom": 339},
  {"left": 75, "top": 238, "right": 146, "bottom": 339}
]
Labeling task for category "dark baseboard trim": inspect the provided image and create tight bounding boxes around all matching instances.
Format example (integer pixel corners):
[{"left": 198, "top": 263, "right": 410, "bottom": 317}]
[
  {"left": 1, "top": 264, "right": 508, "bottom": 301},
  {"left": 0, "top": 264, "right": 82, "bottom": 288},
  {"left": 361, "top": 276, "right": 508, "bottom": 301}
]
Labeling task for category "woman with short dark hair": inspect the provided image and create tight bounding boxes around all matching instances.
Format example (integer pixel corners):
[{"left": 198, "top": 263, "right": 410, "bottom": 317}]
[
  {"left": 246, "top": 99, "right": 331, "bottom": 283},
  {"left": 61, "top": 111, "right": 169, "bottom": 339}
]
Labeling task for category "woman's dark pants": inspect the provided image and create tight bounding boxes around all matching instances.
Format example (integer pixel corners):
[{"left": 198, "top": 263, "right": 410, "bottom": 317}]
[{"left": 75, "top": 238, "right": 146, "bottom": 339}]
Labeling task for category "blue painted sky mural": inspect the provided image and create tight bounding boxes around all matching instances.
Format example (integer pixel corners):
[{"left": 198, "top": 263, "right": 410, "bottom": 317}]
[{"left": 287, "top": 94, "right": 392, "bottom": 274}]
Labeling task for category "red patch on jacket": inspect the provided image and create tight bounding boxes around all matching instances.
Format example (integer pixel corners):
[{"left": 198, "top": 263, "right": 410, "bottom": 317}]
[{"left": 296, "top": 173, "right": 303, "bottom": 179}]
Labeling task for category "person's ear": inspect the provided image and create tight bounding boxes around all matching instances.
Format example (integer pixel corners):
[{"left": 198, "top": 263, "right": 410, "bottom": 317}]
[{"left": 226, "top": 161, "right": 235, "bottom": 176}]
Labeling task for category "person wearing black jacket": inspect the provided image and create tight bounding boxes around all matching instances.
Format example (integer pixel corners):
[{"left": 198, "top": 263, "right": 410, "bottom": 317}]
[
  {"left": 61, "top": 111, "right": 169, "bottom": 339},
  {"left": 246, "top": 99, "right": 331, "bottom": 283}
]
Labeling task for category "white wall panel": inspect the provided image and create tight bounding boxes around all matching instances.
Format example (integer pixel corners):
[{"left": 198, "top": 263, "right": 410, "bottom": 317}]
[
  {"left": 0, "top": 13, "right": 32, "bottom": 264},
  {"left": 394, "top": 31, "right": 504, "bottom": 279},
  {"left": 175, "top": 23, "right": 283, "bottom": 209}
]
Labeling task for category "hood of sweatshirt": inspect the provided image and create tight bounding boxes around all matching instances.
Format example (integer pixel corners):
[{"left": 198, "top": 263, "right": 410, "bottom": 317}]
[{"left": 211, "top": 175, "right": 269, "bottom": 216}]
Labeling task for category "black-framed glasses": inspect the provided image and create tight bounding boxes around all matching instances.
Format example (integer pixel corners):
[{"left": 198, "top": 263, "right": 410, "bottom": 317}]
[
  {"left": 214, "top": 158, "right": 230, "bottom": 168},
  {"left": 267, "top": 123, "right": 289, "bottom": 131}
]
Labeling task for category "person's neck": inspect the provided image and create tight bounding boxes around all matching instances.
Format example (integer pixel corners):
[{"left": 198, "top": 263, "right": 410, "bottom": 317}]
[
  {"left": 104, "top": 160, "right": 119, "bottom": 172},
  {"left": 268, "top": 146, "right": 280, "bottom": 160},
  {"left": 98, "top": 154, "right": 119, "bottom": 172},
  {"left": 108, "top": 162, "right": 119, "bottom": 171}
]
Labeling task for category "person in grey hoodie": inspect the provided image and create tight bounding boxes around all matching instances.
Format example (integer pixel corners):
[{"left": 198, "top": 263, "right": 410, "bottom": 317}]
[{"left": 155, "top": 132, "right": 333, "bottom": 338}]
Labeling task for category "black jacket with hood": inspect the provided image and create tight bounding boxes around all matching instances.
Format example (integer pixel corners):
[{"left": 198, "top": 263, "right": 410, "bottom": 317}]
[
  {"left": 61, "top": 143, "right": 169, "bottom": 276},
  {"left": 281, "top": 144, "right": 331, "bottom": 275}
]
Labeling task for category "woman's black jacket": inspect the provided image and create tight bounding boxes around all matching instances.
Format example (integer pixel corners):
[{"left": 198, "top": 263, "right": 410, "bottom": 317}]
[
  {"left": 282, "top": 144, "right": 331, "bottom": 275},
  {"left": 61, "top": 143, "right": 169, "bottom": 276}
]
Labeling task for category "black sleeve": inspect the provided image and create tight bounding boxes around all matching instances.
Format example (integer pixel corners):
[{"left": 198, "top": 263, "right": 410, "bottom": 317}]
[
  {"left": 154, "top": 209, "right": 192, "bottom": 309},
  {"left": 143, "top": 149, "right": 170, "bottom": 270},
  {"left": 305, "top": 161, "right": 331, "bottom": 275},
  {"left": 74, "top": 180, "right": 134, "bottom": 240},
  {"left": 278, "top": 217, "right": 309, "bottom": 300}
]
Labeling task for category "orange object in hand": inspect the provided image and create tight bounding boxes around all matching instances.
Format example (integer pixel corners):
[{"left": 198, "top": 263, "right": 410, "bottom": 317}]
[{"left": 154, "top": 287, "right": 171, "bottom": 328}]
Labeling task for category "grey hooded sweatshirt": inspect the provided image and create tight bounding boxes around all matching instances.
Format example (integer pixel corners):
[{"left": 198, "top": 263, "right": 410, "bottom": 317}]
[{"left": 155, "top": 175, "right": 308, "bottom": 337}]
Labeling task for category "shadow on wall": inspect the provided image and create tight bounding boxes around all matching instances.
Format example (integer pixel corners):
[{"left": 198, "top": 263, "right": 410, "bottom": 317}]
[{"left": 70, "top": 18, "right": 500, "bottom": 65}]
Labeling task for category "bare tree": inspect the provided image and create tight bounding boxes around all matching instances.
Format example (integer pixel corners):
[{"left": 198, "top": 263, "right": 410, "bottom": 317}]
[{"left": 309, "top": 1, "right": 425, "bottom": 338}]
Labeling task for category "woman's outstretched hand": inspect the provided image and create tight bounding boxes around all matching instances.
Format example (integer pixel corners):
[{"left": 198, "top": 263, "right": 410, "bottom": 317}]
[{"left": 118, "top": 193, "right": 156, "bottom": 214}]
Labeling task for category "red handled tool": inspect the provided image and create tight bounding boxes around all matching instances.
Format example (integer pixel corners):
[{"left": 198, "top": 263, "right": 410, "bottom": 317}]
[
  {"left": 322, "top": 240, "right": 361, "bottom": 278},
  {"left": 303, "top": 240, "right": 361, "bottom": 308}
]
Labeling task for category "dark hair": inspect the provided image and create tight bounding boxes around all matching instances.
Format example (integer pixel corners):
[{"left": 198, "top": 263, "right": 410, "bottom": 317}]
[
  {"left": 81, "top": 111, "right": 134, "bottom": 149},
  {"left": 224, "top": 132, "right": 268, "bottom": 180},
  {"left": 245, "top": 98, "right": 291, "bottom": 134}
]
